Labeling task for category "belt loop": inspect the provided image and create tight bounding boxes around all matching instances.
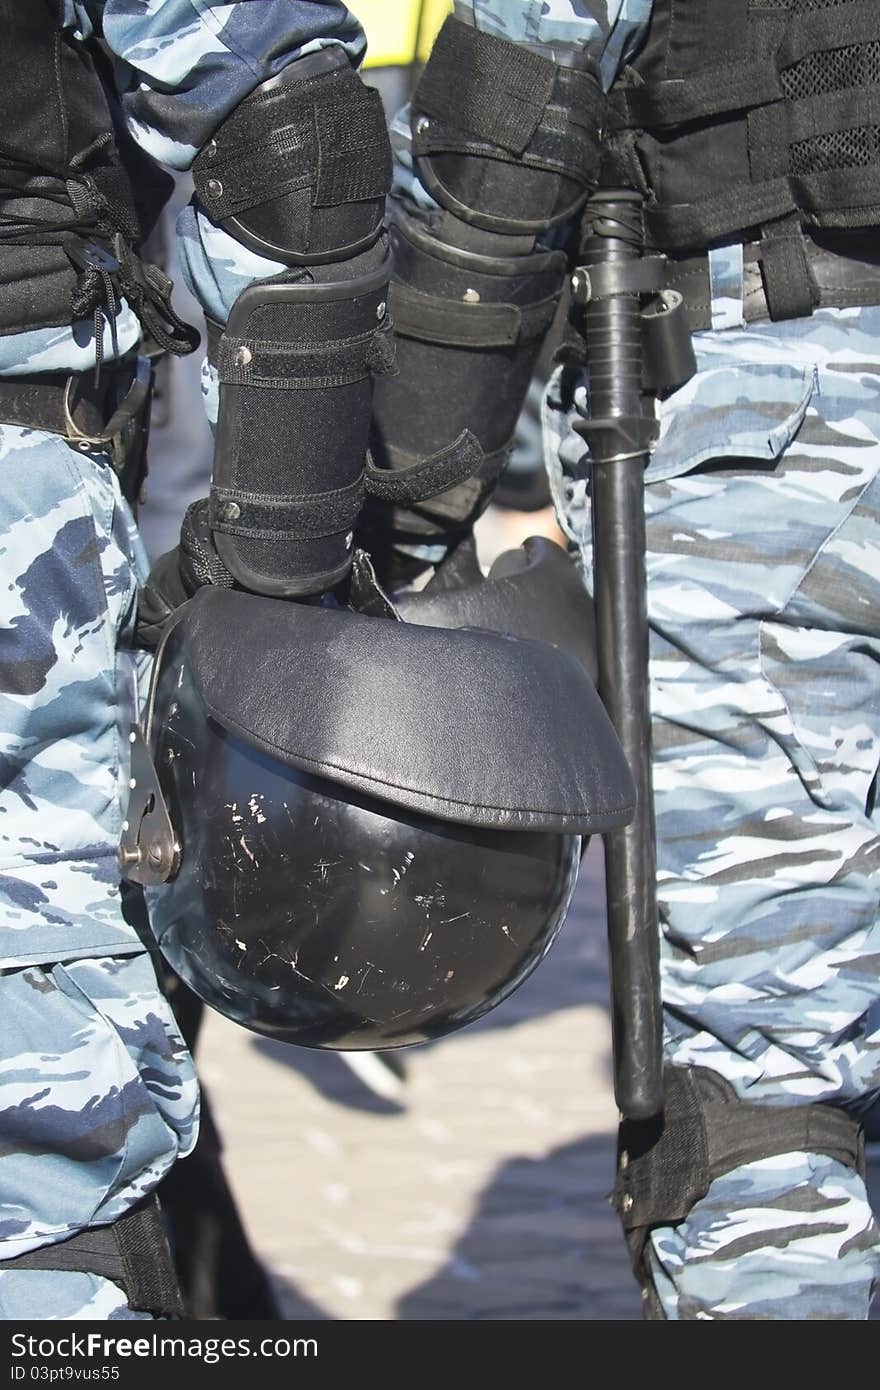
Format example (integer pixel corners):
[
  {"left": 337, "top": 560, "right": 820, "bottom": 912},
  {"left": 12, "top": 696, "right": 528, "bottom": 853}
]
[{"left": 708, "top": 243, "right": 745, "bottom": 330}]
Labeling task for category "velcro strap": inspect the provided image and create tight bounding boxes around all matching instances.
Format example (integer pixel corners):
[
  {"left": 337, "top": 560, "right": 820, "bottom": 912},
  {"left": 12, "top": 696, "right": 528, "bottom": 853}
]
[
  {"left": 760, "top": 219, "right": 819, "bottom": 321},
  {"left": 647, "top": 176, "right": 797, "bottom": 252},
  {"left": 210, "top": 476, "right": 364, "bottom": 541},
  {"left": 779, "top": 0, "right": 880, "bottom": 69},
  {"left": 195, "top": 117, "right": 314, "bottom": 222},
  {"left": 3, "top": 1196, "right": 183, "bottom": 1318},
  {"left": 615, "top": 1067, "right": 865, "bottom": 1244},
  {"left": 612, "top": 56, "right": 782, "bottom": 131},
  {"left": 365, "top": 431, "right": 483, "bottom": 505},
  {"left": 194, "top": 64, "right": 390, "bottom": 222},
  {"left": 389, "top": 281, "right": 559, "bottom": 348},
  {"left": 314, "top": 87, "right": 392, "bottom": 206},
  {"left": 217, "top": 325, "right": 388, "bottom": 389},
  {"left": 416, "top": 16, "right": 557, "bottom": 157}
]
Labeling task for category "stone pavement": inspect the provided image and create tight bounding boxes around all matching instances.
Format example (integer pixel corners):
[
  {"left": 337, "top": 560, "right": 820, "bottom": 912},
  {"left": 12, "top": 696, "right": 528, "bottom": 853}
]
[
  {"left": 195, "top": 840, "right": 880, "bottom": 1321},
  {"left": 197, "top": 841, "right": 643, "bottom": 1320}
]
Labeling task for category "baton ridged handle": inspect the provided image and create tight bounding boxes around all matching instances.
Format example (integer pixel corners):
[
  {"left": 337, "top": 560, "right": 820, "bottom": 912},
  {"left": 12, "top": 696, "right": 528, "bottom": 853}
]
[{"left": 576, "top": 190, "right": 664, "bottom": 1120}]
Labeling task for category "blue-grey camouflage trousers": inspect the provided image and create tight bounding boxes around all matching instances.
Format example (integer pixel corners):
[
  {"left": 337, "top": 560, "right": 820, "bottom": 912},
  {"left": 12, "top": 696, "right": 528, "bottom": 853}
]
[
  {"left": 0, "top": 427, "right": 198, "bottom": 1319},
  {"left": 1, "top": 0, "right": 368, "bottom": 1323},
  {"left": 547, "top": 300, "right": 880, "bottom": 1317}
]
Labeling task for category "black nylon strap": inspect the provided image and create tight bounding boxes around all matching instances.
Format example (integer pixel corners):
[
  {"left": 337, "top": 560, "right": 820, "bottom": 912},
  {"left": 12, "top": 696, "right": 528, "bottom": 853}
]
[
  {"left": 389, "top": 281, "right": 559, "bottom": 349},
  {"left": 193, "top": 64, "right": 390, "bottom": 223},
  {"left": 314, "top": 88, "right": 391, "bottom": 207},
  {"left": 760, "top": 219, "right": 819, "bottom": 321},
  {"left": 778, "top": 0, "right": 880, "bottom": 68},
  {"left": 210, "top": 475, "right": 364, "bottom": 541},
  {"left": 663, "top": 231, "right": 880, "bottom": 330},
  {"left": 365, "top": 430, "right": 483, "bottom": 504},
  {"left": 614, "top": 1067, "right": 865, "bottom": 1281},
  {"left": 217, "top": 328, "right": 382, "bottom": 389},
  {"left": 416, "top": 16, "right": 556, "bottom": 157},
  {"left": 647, "top": 176, "right": 797, "bottom": 252},
  {"left": 3, "top": 1196, "right": 183, "bottom": 1317},
  {"left": 613, "top": 58, "right": 782, "bottom": 131}
]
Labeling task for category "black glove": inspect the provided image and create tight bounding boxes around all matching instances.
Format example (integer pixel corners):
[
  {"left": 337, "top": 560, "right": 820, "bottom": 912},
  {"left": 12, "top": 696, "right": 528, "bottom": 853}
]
[{"left": 136, "top": 499, "right": 233, "bottom": 649}]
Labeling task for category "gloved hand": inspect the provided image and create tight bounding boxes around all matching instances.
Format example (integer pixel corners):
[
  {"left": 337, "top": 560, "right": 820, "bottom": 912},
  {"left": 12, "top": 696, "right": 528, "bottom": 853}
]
[{"left": 136, "top": 499, "right": 233, "bottom": 649}]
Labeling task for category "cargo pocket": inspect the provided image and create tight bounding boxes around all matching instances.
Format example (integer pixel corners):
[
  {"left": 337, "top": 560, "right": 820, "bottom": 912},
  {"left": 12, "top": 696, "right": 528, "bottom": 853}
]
[
  {"left": 0, "top": 952, "right": 197, "bottom": 1260},
  {"left": 647, "top": 358, "right": 816, "bottom": 484}
]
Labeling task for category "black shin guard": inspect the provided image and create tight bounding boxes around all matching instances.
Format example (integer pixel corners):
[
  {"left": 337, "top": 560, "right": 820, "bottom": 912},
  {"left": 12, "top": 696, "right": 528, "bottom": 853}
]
[
  {"left": 363, "top": 17, "right": 605, "bottom": 585},
  {"left": 194, "top": 48, "right": 394, "bottom": 598},
  {"left": 365, "top": 213, "right": 567, "bottom": 580},
  {"left": 210, "top": 238, "right": 393, "bottom": 598}
]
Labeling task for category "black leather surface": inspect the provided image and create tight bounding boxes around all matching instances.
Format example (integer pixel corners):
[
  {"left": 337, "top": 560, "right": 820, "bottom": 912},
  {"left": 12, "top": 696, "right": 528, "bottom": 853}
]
[
  {"left": 180, "top": 586, "right": 634, "bottom": 834},
  {"left": 395, "top": 537, "right": 598, "bottom": 684}
]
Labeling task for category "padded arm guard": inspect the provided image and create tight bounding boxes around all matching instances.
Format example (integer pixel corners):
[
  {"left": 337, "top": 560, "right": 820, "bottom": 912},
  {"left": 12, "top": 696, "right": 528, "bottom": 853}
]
[
  {"left": 364, "top": 18, "right": 605, "bottom": 583},
  {"left": 193, "top": 50, "right": 395, "bottom": 598}
]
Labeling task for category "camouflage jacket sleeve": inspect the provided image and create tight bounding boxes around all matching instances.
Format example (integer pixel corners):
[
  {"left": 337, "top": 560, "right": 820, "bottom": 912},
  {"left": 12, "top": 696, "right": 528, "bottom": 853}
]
[{"left": 84, "top": 0, "right": 366, "bottom": 169}]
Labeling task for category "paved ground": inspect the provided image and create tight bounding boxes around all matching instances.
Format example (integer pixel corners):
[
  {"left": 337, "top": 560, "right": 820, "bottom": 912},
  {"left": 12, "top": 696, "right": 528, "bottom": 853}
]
[
  {"left": 197, "top": 841, "right": 643, "bottom": 1321},
  {"left": 196, "top": 839, "right": 880, "bottom": 1321}
]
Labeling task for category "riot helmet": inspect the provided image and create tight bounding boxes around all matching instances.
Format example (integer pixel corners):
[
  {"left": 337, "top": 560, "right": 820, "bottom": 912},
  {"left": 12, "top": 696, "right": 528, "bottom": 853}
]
[{"left": 121, "top": 540, "right": 634, "bottom": 1049}]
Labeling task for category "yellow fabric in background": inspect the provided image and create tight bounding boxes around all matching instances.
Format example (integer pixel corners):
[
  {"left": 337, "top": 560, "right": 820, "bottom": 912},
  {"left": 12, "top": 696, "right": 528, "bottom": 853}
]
[{"left": 358, "top": 0, "right": 452, "bottom": 69}]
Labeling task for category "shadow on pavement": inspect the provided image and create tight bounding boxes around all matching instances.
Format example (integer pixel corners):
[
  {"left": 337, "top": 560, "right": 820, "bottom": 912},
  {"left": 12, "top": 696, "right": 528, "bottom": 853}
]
[{"left": 395, "top": 1134, "right": 641, "bottom": 1321}]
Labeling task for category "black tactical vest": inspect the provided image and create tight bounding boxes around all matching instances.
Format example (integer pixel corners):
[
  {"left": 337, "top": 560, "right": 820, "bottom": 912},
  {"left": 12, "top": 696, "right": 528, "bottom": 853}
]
[
  {"left": 605, "top": 0, "right": 880, "bottom": 315},
  {"left": 0, "top": 0, "right": 172, "bottom": 337}
]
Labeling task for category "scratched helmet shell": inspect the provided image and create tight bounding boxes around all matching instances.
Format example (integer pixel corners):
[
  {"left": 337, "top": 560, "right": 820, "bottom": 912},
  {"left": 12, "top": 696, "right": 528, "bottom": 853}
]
[{"left": 122, "top": 553, "right": 634, "bottom": 1050}]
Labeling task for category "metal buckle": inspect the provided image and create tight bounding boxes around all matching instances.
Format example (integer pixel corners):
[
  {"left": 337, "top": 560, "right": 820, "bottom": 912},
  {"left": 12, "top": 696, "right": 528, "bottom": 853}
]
[
  {"left": 118, "top": 724, "right": 179, "bottom": 886},
  {"left": 63, "top": 355, "right": 151, "bottom": 464}
]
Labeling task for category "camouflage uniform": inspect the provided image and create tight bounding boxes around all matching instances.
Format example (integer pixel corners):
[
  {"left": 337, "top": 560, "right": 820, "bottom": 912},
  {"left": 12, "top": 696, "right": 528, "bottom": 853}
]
[
  {"left": 0, "top": 0, "right": 366, "bottom": 1321},
  {"left": 334, "top": 0, "right": 880, "bottom": 1318},
  {"left": 494, "top": 0, "right": 880, "bottom": 1320}
]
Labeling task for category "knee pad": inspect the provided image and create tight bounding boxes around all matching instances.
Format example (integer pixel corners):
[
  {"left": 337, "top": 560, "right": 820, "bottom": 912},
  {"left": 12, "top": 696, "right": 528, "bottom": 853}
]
[
  {"left": 192, "top": 47, "right": 391, "bottom": 266},
  {"left": 193, "top": 51, "right": 395, "bottom": 598},
  {"left": 365, "top": 17, "right": 605, "bottom": 583}
]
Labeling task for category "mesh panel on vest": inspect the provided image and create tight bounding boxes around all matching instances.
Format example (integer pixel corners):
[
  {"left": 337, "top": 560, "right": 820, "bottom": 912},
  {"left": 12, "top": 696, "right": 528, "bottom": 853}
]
[{"left": 606, "top": 0, "right": 880, "bottom": 264}]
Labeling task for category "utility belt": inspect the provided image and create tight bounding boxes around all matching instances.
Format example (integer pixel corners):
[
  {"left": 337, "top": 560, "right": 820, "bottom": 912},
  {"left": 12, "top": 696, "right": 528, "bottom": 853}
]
[
  {"left": 664, "top": 230, "right": 880, "bottom": 333},
  {"left": 0, "top": 354, "right": 153, "bottom": 508}
]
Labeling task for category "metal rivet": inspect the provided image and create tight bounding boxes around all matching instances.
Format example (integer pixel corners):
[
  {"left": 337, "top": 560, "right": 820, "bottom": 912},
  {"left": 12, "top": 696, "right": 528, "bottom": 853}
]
[
  {"left": 148, "top": 842, "right": 165, "bottom": 867},
  {"left": 234, "top": 345, "right": 252, "bottom": 368},
  {"left": 168, "top": 702, "right": 179, "bottom": 719},
  {"left": 571, "top": 268, "right": 591, "bottom": 302},
  {"left": 118, "top": 846, "right": 142, "bottom": 871},
  {"left": 619, "top": 1150, "right": 629, "bottom": 1171},
  {"left": 164, "top": 747, "right": 175, "bottom": 764},
  {"left": 205, "top": 139, "right": 218, "bottom": 161},
  {"left": 206, "top": 177, "right": 223, "bottom": 200},
  {"left": 128, "top": 778, "right": 137, "bottom": 790},
  {"left": 415, "top": 115, "right": 430, "bottom": 136},
  {"left": 376, "top": 301, "right": 386, "bottom": 319},
  {"left": 222, "top": 500, "right": 241, "bottom": 523},
  {"left": 463, "top": 288, "right": 481, "bottom": 304},
  {"left": 620, "top": 1193, "right": 633, "bottom": 1213}
]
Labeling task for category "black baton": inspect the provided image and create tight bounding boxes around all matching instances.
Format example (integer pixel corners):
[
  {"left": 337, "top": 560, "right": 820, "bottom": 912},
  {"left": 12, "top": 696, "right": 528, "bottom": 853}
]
[{"left": 573, "top": 190, "right": 668, "bottom": 1120}]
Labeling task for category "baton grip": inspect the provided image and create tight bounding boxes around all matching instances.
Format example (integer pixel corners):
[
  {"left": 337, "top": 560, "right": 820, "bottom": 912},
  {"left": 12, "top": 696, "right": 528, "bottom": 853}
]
[{"left": 577, "top": 191, "right": 664, "bottom": 1120}]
